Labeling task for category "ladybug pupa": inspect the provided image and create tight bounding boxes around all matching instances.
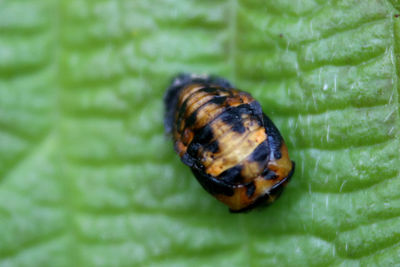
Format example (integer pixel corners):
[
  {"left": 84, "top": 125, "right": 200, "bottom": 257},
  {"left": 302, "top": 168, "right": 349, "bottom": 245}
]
[{"left": 164, "top": 73, "right": 295, "bottom": 212}]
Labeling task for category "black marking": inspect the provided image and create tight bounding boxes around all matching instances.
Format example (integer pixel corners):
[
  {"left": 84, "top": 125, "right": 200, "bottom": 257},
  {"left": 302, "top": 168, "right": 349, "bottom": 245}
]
[
  {"left": 164, "top": 74, "right": 190, "bottom": 134},
  {"left": 249, "top": 141, "right": 269, "bottom": 163},
  {"left": 204, "top": 140, "right": 219, "bottom": 153},
  {"left": 176, "top": 97, "right": 190, "bottom": 131},
  {"left": 165, "top": 74, "right": 226, "bottom": 132},
  {"left": 231, "top": 122, "right": 246, "bottom": 133},
  {"left": 218, "top": 165, "right": 243, "bottom": 184},
  {"left": 176, "top": 88, "right": 211, "bottom": 133},
  {"left": 191, "top": 124, "right": 214, "bottom": 145},
  {"left": 263, "top": 114, "right": 283, "bottom": 159},
  {"left": 219, "top": 104, "right": 254, "bottom": 133},
  {"left": 186, "top": 142, "right": 202, "bottom": 157},
  {"left": 185, "top": 109, "right": 199, "bottom": 129},
  {"left": 186, "top": 103, "right": 264, "bottom": 160},
  {"left": 246, "top": 182, "right": 256, "bottom": 197},
  {"left": 224, "top": 102, "right": 264, "bottom": 133},
  {"left": 266, "top": 183, "right": 284, "bottom": 201},
  {"left": 188, "top": 102, "right": 258, "bottom": 145},
  {"left": 249, "top": 100, "right": 264, "bottom": 121},
  {"left": 191, "top": 164, "right": 235, "bottom": 196},
  {"left": 165, "top": 73, "right": 235, "bottom": 135},
  {"left": 165, "top": 74, "right": 295, "bottom": 213},
  {"left": 175, "top": 86, "right": 222, "bottom": 133},
  {"left": 181, "top": 153, "right": 195, "bottom": 167},
  {"left": 262, "top": 169, "right": 278, "bottom": 180},
  {"left": 221, "top": 104, "right": 253, "bottom": 118},
  {"left": 200, "top": 87, "right": 229, "bottom": 94},
  {"left": 209, "top": 95, "right": 227, "bottom": 105}
]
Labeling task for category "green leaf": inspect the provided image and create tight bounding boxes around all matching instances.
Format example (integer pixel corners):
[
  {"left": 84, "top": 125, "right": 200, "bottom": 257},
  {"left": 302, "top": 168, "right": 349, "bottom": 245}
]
[{"left": 0, "top": 0, "right": 399, "bottom": 266}]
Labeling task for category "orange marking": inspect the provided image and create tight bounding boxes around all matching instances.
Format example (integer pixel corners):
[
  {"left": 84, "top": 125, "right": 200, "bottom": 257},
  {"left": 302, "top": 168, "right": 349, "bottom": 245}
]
[
  {"left": 215, "top": 176, "right": 277, "bottom": 211},
  {"left": 181, "top": 128, "right": 194, "bottom": 145},
  {"left": 267, "top": 142, "right": 292, "bottom": 183},
  {"left": 175, "top": 140, "right": 187, "bottom": 156}
]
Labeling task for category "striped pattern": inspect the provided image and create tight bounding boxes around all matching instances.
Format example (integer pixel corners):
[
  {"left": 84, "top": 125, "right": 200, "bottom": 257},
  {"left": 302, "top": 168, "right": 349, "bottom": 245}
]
[{"left": 165, "top": 74, "right": 294, "bottom": 211}]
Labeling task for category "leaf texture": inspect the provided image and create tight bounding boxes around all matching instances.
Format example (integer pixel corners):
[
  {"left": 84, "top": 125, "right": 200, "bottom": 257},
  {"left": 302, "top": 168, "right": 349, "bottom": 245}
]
[{"left": 0, "top": 0, "right": 399, "bottom": 266}]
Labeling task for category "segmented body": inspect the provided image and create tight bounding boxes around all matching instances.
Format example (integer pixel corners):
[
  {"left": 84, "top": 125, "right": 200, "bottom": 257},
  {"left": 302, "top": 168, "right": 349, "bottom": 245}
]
[{"left": 164, "top": 74, "right": 294, "bottom": 212}]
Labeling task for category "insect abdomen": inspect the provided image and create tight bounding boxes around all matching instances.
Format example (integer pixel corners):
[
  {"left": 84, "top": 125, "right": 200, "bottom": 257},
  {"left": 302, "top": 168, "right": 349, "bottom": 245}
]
[{"left": 164, "top": 73, "right": 295, "bottom": 212}]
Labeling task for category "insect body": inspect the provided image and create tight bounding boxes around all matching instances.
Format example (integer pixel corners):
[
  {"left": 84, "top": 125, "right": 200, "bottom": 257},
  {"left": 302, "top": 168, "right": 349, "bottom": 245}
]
[{"left": 164, "top": 74, "right": 294, "bottom": 212}]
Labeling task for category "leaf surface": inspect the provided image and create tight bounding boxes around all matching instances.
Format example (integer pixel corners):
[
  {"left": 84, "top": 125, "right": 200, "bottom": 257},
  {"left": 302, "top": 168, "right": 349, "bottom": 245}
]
[{"left": 0, "top": 0, "right": 399, "bottom": 266}]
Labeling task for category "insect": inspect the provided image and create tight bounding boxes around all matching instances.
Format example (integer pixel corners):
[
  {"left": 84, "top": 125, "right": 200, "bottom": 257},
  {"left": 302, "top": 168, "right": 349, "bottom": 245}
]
[{"left": 164, "top": 73, "right": 295, "bottom": 212}]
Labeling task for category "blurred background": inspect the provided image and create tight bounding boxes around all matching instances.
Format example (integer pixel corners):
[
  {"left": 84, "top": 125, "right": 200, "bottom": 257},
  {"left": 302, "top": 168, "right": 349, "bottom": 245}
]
[{"left": 0, "top": 0, "right": 399, "bottom": 266}]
